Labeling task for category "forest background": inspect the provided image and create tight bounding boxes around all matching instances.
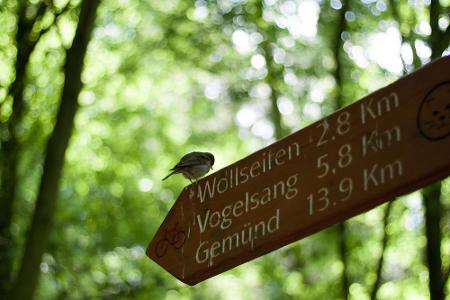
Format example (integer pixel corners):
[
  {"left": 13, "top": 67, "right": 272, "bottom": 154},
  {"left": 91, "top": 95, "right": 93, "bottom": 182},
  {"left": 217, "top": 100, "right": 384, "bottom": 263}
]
[{"left": 0, "top": 0, "right": 449, "bottom": 299}]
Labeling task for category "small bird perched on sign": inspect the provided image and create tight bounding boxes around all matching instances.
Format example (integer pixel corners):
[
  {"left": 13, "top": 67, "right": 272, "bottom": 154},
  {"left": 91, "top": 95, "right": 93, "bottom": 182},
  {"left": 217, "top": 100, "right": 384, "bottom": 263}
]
[{"left": 162, "top": 151, "right": 215, "bottom": 183}]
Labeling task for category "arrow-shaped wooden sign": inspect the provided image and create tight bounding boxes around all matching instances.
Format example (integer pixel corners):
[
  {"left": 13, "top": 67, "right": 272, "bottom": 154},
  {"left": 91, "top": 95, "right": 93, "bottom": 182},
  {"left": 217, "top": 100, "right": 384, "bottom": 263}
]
[{"left": 147, "top": 56, "right": 450, "bottom": 285}]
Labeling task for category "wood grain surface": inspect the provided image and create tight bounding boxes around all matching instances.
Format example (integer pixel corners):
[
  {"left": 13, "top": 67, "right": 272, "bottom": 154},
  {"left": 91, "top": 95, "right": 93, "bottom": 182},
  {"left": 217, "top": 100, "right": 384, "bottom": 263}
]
[{"left": 146, "top": 56, "right": 450, "bottom": 285}]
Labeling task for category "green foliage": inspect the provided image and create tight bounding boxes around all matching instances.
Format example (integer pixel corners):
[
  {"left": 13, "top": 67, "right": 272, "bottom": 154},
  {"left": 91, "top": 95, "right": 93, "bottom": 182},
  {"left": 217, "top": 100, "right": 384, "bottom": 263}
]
[{"left": 1, "top": 0, "right": 449, "bottom": 298}]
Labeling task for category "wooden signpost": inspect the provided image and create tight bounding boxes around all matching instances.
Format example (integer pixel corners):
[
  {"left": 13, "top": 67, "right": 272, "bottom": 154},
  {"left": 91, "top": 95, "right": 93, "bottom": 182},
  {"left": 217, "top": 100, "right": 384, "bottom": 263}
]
[{"left": 146, "top": 57, "right": 450, "bottom": 285}]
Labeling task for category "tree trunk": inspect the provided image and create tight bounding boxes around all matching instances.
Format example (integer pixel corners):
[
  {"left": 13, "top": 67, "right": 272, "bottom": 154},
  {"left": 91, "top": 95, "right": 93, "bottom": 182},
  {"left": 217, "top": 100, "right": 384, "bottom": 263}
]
[
  {"left": 9, "top": 1, "right": 101, "bottom": 299},
  {"left": 0, "top": 2, "right": 46, "bottom": 295},
  {"left": 422, "top": 0, "right": 447, "bottom": 298},
  {"left": 338, "top": 223, "right": 349, "bottom": 300},
  {"left": 263, "top": 40, "right": 284, "bottom": 140},
  {"left": 423, "top": 182, "right": 444, "bottom": 300},
  {"left": 370, "top": 202, "right": 393, "bottom": 300},
  {"left": 254, "top": 0, "right": 285, "bottom": 140},
  {"left": 331, "top": 0, "right": 350, "bottom": 298}
]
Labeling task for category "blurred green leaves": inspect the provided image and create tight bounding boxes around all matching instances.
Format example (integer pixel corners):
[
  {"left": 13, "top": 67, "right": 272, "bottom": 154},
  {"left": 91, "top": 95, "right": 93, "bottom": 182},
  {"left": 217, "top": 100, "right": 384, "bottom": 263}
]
[{"left": 1, "top": 0, "right": 449, "bottom": 298}]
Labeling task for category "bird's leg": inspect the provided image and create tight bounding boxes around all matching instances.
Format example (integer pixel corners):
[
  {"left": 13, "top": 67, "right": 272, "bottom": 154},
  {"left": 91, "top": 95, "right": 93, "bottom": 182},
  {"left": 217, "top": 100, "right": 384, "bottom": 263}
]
[
  {"left": 184, "top": 178, "right": 194, "bottom": 191},
  {"left": 184, "top": 169, "right": 195, "bottom": 185}
]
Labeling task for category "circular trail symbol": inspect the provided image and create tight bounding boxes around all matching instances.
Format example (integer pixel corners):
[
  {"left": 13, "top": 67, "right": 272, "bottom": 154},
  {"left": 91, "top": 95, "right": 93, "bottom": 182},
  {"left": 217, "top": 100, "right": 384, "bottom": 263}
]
[{"left": 417, "top": 81, "right": 450, "bottom": 140}]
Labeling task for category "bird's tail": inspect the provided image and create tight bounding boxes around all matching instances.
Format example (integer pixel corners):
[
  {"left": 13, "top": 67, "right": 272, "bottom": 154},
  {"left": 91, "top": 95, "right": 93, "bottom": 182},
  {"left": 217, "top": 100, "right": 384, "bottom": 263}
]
[{"left": 162, "top": 171, "right": 177, "bottom": 181}]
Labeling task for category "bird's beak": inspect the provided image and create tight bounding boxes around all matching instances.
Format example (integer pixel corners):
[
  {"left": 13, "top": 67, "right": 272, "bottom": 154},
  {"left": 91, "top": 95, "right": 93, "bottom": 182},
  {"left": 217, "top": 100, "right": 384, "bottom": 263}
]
[{"left": 210, "top": 166, "right": 213, "bottom": 170}]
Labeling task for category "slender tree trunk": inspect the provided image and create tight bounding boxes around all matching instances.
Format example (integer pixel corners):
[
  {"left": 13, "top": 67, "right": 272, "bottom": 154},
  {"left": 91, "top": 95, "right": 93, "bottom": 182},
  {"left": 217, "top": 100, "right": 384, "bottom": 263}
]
[
  {"left": 269, "top": 81, "right": 283, "bottom": 140},
  {"left": 254, "top": 0, "right": 285, "bottom": 140},
  {"left": 0, "top": 2, "right": 45, "bottom": 295},
  {"left": 370, "top": 202, "right": 393, "bottom": 300},
  {"left": 331, "top": 0, "right": 350, "bottom": 298},
  {"left": 0, "top": 2, "right": 71, "bottom": 295},
  {"left": 337, "top": 223, "right": 349, "bottom": 300},
  {"left": 9, "top": 1, "right": 101, "bottom": 299},
  {"left": 423, "top": 182, "right": 444, "bottom": 300},
  {"left": 422, "top": 1, "right": 447, "bottom": 298},
  {"left": 388, "top": 0, "right": 421, "bottom": 71},
  {"left": 332, "top": 2, "right": 347, "bottom": 111},
  {"left": 428, "top": 0, "right": 449, "bottom": 59},
  {"left": 262, "top": 40, "right": 284, "bottom": 140}
]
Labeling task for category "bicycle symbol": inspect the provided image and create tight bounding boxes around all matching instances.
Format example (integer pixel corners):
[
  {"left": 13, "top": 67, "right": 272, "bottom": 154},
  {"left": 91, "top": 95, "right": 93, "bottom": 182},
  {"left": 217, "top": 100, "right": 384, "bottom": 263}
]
[{"left": 155, "top": 222, "right": 186, "bottom": 258}]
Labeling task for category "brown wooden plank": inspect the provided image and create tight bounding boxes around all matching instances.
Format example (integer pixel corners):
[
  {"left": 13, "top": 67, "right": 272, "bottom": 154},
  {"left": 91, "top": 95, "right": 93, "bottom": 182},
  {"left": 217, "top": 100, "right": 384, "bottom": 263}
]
[{"left": 146, "top": 56, "right": 450, "bottom": 285}]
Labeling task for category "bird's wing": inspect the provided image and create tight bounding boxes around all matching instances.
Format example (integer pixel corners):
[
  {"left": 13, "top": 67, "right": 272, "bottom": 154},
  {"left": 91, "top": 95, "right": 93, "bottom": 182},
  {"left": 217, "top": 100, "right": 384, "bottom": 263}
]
[{"left": 171, "top": 152, "right": 205, "bottom": 169}]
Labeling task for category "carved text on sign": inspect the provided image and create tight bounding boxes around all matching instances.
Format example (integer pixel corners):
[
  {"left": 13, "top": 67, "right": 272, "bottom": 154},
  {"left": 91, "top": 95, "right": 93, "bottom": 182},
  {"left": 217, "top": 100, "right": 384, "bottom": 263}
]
[{"left": 147, "top": 57, "right": 450, "bottom": 285}]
